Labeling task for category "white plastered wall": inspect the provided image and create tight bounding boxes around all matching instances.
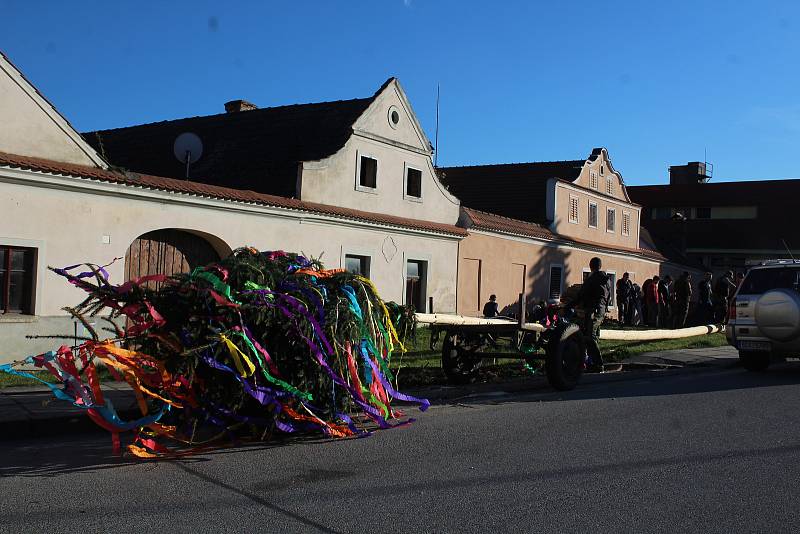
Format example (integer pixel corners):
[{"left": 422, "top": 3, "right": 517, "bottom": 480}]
[
  {"left": 0, "top": 169, "right": 460, "bottom": 363},
  {"left": 299, "top": 80, "right": 460, "bottom": 225}
]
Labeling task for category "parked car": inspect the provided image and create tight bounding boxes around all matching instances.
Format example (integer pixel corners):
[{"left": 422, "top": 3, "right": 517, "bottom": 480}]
[{"left": 726, "top": 260, "right": 800, "bottom": 371}]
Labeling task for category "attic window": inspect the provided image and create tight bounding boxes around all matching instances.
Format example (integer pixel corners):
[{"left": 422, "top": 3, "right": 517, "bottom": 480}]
[
  {"left": 388, "top": 106, "right": 401, "bottom": 129},
  {"left": 600, "top": 165, "right": 605, "bottom": 176},
  {"left": 590, "top": 171, "right": 598, "bottom": 190},
  {"left": 359, "top": 156, "right": 378, "bottom": 189},
  {"left": 606, "top": 177, "right": 614, "bottom": 195}
]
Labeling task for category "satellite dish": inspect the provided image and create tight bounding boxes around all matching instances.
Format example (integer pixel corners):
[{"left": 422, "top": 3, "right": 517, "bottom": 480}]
[{"left": 173, "top": 132, "right": 203, "bottom": 178}]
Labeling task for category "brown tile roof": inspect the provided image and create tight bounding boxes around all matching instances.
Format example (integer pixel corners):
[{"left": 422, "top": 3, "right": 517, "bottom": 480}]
[
  {"left": 462, "top": 207, "right": 666, "bottom": 261},
  {"left": 439, "top": 159, "right": 586, "bottom": 224},
  {"left": 0, "top": 151, "right": 467, "bottom": 237},
  {"left": 82, "top": 78, "right": 397, "bottom": 198}
]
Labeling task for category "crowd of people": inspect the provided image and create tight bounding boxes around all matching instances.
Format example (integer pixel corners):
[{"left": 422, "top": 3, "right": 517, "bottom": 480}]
[{"left": 615, "top": 270, "right": 741, "bottom": 328}]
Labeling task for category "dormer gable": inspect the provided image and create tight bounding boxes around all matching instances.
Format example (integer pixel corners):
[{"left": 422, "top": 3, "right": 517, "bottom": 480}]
[
  {"left": 0, "top": 51, "right": 106, "bottom": 168},
  {"left": 574, "top": 147, "right": 631, "bottom": 203}
]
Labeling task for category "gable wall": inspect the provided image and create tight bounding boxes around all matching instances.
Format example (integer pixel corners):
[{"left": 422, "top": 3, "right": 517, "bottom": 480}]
[
  {"left": 0, "top": 59, "right": 101, "bottom": 166},
  {"left": 298, "top": 83, "right": 461, "bottom": 225}
]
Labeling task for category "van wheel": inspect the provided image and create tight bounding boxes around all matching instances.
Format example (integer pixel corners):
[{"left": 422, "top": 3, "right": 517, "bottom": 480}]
[{"left": 739, "top": 351, "right": 770, "bottom": 372}]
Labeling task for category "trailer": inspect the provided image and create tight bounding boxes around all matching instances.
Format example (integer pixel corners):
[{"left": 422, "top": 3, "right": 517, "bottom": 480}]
[
  {"left": 415, "top": 295, "right": 587, "bottom": 391},
  {"left": 414, "top": 295, "right": 725, "bottom": 391}
]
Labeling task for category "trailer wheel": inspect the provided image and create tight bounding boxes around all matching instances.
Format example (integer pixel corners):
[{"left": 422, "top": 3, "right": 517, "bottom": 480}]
[
  {"left": 442, "top": 333, "right": 484, "bottom": 385},
  {"left": 545, "top": 324, "right": 585, "bottom": 391}
]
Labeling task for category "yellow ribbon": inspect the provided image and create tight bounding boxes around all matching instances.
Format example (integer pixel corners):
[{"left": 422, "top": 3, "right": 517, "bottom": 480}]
[{"left": 220, "top": 334, "right": 256, "bottom": 377}]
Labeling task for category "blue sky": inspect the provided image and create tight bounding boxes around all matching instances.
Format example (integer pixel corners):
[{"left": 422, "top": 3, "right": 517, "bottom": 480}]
[{"left": 4, "top": 0, "right": 799, "bottom": 184}]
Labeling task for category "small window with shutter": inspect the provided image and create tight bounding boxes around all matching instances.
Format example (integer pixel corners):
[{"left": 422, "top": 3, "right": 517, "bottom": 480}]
[
  {"left": 588, "top": 202, "right": 598, "bottom": 228},
  {"left": 549, "top": 265, "right": 563, "bottom": 300},
  {"left": 622, "top": 212, "right": 631, "bottom": 236},
  {"left": 569, "top": 196, "right": 579, "bottom": 224}
]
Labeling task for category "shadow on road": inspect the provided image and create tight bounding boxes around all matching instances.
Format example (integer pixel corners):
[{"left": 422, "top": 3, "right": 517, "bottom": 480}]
[
  {"left": 0, "top": 432, "right": 337, "bottom": 479},
  {"left": 450, "top": 362, "right": 800, "bottom": 407}
]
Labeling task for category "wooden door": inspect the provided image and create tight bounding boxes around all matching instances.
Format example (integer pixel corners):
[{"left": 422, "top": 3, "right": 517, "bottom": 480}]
[{"left": 124, "top": 230, "right": 220, "bottom": 289}]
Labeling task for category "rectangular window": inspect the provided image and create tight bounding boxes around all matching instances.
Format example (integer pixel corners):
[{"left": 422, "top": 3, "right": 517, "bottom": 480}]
[
  {"left": 405, "top": 167, "right": 422, "bottom": 199},
  {"left": 622, "top": 212, "right": 631, "bottom": 236},
  {"left": 588, "top": 202, "right": 598, "bottom": 228},
  {"left": 695, "top": 207, "right": 711, "bottom": 219},
  {"left": 607, "top": 208, "right": 616, "bottom": 233},
  {"left": 406, "top": 260, "right": 428, "bottom": 312},
  {"left": 549, "top": 265, "right": 563, "bottom": 300},
  {"left": 569, "top": 196, "right": 579, "bottom": 224},
  {"left": 0, "top": 246, "right": 35, "bottom": 314},
  {"left": 590, "top": 172, "right": 598, "bottom": 190},
  {"left": 582, "top": 270, "right": 591, "bottom": 283},
  {"left": 652, "top": 206, "right": 671, "bottom": 220},
  {"left": 606, "top": 177, "right": 614, "bottom": 195},
  {"left": 344, "top": 254, "right": 370, "bottom": 277},
  {"left": 359, "top": 155, "right": 377, "bottom": 189}
]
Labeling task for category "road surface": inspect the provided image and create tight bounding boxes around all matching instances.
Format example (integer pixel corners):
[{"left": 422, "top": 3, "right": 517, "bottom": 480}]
[{"left": 2, "top": 363, "right": 800, "bottom": 533}]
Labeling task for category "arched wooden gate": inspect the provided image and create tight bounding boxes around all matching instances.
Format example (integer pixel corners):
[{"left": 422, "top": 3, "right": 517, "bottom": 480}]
[{"left": 124, "top": 229, "right": 221, "bottom": 288}]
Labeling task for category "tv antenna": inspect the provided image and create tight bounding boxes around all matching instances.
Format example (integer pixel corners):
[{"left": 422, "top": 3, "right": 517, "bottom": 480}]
[
  {"left": 173, "top": 132, "right": 203, "bottom": 179},
  {"left": 434, "top": 84, "right": 440, "bottom": 167}
]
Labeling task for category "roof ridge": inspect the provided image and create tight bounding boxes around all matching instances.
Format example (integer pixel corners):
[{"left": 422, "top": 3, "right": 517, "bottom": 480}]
[
  {"left": 438, "top": 159, "right": 586, "bottom": 170},
  {"left": 84, "top": 95, "right": 375, "bottom": 134}
]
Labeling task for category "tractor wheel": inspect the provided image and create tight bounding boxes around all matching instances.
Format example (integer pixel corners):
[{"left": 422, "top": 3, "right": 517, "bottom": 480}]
[{"left": 545, "top": 324, "right": 585, "bottom": 391}]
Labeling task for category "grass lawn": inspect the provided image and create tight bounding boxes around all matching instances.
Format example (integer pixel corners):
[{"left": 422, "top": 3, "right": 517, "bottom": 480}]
[{"left": 0, "top": 325, "right": 729, "bottom": 389}]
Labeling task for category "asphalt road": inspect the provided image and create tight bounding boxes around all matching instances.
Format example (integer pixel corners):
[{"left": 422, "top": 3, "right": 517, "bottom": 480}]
[{"left": 3, "top": 364, "right": 800, "bottom": 533}]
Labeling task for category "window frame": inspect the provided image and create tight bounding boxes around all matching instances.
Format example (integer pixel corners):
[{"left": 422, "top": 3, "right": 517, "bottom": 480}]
[
  {"left": 344, "top": 253, "right": 371, "bottom": 278},
  {"left": 590, "top": 171, "right": 598, "bottom": 190},
  {"left": 568, "top": 195, "right": 579, "bottom": 224},
  {"left": 403, "top": 163, "right": 424, "bottom": 202},
  {"left": 548, "top": 264, "right": 564, "bottom": 300},
  {"left": 588, "top": 201, "right": 598, "bottom": 229},
  {"left": 0, "top": 245, "right": 37, "bottom": 315},
  {"left": 405, "top": 258, "right": 429, "bottom": 313},
  {"left": 606, "top": 176, "right": 614, "bottom": 195},
  {"left": 622, "top": 211, "right": 631, "bottom": 236},
  {"left": 355, "top": 151, "right": 379, "bottom": 193},
  {"left": 607, "top": 207, "right": 616, "bottom": 233}
]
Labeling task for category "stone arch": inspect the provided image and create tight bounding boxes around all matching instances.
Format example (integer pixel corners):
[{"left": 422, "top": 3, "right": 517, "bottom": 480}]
[{"left": 124, "top": 228, "right": 231, "bottom": 288}]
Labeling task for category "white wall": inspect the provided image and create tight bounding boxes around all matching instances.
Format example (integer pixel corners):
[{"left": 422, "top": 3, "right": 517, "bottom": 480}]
[
  {"left": 0, "top": 169, "right": 460, "bottom": 363},
  {"left": 0, "top": 56, "right": 104, "bottom": 167},
  {"left": 299, "top": 80, "right": 461, "bottom": 226}
]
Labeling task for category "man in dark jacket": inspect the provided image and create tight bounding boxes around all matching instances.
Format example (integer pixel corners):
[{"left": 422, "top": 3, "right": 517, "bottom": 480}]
[
  {"left": 672, "top": 272, "right": 692, "bottom": 329},
  {"left": 616, "top": 272, "right": 633, "bottom": 325},
  {"left": 566, "top": 257, "right": 612, "bottom": 372},
  {"left": 482, "top": 294, "right": 499, "bottom": 318}
]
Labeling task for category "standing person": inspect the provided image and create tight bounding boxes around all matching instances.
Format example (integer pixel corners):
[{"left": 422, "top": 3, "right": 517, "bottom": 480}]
[
  {"left": 616, "top": 272, "right": 633, "bottom": 326},
  {"left": 645, "top": 275, "right": 660, "bottom": 327},
  {"left": 672, "top": 272, "right": 692, "bottom": 329},
  {"left": 658, "top": 275, "right": 673, "bottom": 328},
  {"left": 482, "top": 294, "right": 499, "bottom": 318},
  {"left": 713, "top": 271, "right": 737, "bottom": 324},
  {"left": 698, "top": 272, "right": 714, "bottom": 324},
  {"left": 630, "top": 283, "right": 643, "bottom": 326},
  {"left": 565, "top": 257, "right": 613, "bottom": 372},
  {"left": 641, "top": 277, "right": 653, "bottom": 325}
]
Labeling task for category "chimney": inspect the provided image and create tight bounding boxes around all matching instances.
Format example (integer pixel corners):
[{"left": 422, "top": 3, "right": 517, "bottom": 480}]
[
  {"left": 668, "top": 161, "right": 712, "bottom": 185},
  {"left": 224, "top": 99, "right": 258, "bottom": 113}
]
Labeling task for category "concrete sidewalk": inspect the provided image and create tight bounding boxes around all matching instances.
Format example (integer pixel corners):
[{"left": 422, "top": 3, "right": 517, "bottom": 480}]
[
  {"left": 618, "top": 345, "right": 739, "bottom": 369},
  {"left": 1, "top": 346, "right": 741, "bottom": 441}
]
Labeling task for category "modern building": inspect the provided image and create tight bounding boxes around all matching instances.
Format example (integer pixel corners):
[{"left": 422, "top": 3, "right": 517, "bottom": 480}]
[
  {"left": 439, "top": 149, "right": 700, "bottom": 315},
  {"left": 628, "top": 162, "right": 800, "bottom": 276}
]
